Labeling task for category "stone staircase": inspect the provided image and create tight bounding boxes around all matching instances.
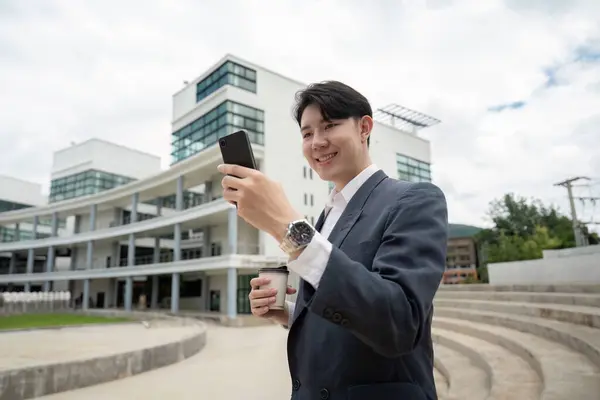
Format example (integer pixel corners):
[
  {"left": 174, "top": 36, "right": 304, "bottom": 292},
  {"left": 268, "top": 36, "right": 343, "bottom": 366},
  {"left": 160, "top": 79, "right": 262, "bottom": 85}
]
[{"left": 432, "top": 284, "right": 600, "bottom": 400}]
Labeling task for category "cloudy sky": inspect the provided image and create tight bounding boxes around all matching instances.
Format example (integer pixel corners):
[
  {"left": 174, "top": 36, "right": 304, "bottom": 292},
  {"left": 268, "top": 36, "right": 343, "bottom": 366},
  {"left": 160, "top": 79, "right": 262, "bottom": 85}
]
[{"left": 1, "top": 0, "right": 599, "bottom": 229}]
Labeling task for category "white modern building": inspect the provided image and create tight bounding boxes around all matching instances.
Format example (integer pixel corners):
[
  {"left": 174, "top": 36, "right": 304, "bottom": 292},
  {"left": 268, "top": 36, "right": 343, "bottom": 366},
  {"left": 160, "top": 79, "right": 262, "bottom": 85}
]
[
  {"left": 0, "top": 54, "right": 439, "bottom": 321},
  {"left": 0, "top": 175, "right": 66, "bottom": 290}
]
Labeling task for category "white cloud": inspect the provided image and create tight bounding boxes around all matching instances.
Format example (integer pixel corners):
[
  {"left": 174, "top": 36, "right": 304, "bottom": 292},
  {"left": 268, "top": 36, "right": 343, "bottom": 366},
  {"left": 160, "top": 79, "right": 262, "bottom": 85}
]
[{"left": 0, "top": 0, "right": 599, "bottom": 230}]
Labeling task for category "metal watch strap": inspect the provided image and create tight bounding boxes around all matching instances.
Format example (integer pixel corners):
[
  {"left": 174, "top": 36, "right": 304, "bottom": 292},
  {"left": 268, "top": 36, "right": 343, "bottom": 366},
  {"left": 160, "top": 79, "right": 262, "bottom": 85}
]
[{"left": 279, "top": 237, "right": 299, "bottom": 254}]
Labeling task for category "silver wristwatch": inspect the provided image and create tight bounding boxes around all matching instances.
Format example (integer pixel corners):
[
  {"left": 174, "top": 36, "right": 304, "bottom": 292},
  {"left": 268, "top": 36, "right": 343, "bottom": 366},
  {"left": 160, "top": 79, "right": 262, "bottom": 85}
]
[{"left": 279, "top": 219, "right": 316, "bottom": 254}]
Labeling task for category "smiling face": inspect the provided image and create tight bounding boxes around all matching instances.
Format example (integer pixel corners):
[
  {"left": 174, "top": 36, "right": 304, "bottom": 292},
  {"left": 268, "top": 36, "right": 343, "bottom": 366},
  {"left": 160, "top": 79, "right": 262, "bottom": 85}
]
[{"left": 300, "top": 104, "right": 373, "bottom": 190}]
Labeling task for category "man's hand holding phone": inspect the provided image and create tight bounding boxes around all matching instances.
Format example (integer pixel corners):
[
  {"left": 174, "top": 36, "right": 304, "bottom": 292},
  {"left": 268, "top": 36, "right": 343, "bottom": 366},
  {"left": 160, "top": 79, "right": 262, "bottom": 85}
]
[{"left": 218, "top": 163, "right": 302, "bottom": 242}]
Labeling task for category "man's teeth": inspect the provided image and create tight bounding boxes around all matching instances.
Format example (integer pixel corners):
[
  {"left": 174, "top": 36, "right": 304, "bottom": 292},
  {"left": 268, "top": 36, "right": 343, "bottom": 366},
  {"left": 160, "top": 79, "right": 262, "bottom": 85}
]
[{"left": 318, "top": 153, "right": 336, "bottom": 162}]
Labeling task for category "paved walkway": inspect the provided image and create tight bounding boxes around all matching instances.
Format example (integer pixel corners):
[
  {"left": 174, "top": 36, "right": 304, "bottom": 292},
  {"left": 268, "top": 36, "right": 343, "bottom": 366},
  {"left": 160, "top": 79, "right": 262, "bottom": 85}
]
[
  {"left": 37, "top": 322, "right": 446, "bottom": 400},
  {"left": 41, "top": 323, "right": 292, "bottom": 400},
  {"left": 0, "top": 323, "right": 198, "bottom": 371}
]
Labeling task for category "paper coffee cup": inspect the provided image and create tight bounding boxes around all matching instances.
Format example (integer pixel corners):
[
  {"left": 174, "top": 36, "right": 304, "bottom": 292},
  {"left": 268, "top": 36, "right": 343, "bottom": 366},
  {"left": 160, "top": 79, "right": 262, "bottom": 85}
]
[{"left": 258, "top": 266, "right": 289, "bottom": 310}]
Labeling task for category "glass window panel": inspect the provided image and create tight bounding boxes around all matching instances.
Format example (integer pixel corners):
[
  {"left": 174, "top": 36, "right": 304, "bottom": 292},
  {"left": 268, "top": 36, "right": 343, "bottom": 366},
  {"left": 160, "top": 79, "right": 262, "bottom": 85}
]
[
  {"left": 396, "top": 153, "right": 431, "bottom": 183},
  {"left": 232, "top": 64, "right": 244, "bottom": 75},
  {"left": 201, "top": 132, "right": 214, "bottom": 146},
  {"left": 232, "top": 115, "right": 244, "bottom": 126},
  {"left": 245, "top": 69, "right": 256, "bottom": 80},
  {"left": 217, "top": 127, "right": 229, "bottom": 138},
  {"left": 244, "top": 119, "right": 259, "bottom": 130},
  {"left": 238, "top": 78, "right": 255, "bottom": 92},
  {"left": 229, "top": 75, "right": 240, "bottom": 86},
  {"left": 397, "top": 163, "right": 409, "bottom": 172}
]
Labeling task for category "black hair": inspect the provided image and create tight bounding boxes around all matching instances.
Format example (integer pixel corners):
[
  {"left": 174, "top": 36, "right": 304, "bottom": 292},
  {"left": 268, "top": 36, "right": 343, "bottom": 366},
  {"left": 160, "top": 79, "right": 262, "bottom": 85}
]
[{"left": 293, "top": 80, "right": 373, "bottom": 146}]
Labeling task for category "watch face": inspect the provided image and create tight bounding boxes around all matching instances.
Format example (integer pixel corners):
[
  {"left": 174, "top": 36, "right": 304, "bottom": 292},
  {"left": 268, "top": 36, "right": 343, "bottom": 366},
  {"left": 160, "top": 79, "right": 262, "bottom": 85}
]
[{"left": 291, "top": 220, "right": 314, "bottom": 246}]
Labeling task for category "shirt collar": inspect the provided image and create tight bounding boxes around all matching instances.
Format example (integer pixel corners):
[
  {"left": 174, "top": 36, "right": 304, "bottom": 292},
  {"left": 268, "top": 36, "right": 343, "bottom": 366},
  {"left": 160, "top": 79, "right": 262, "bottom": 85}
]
[{"left": 326, "top": 164, "right": 380, "bottom": 208}]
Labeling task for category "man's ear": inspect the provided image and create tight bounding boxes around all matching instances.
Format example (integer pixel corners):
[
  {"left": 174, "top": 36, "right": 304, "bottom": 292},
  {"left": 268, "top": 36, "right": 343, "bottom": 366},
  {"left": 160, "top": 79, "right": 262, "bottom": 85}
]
[{"left": 359, "top": 116, "right": 374, "bottom": 144}]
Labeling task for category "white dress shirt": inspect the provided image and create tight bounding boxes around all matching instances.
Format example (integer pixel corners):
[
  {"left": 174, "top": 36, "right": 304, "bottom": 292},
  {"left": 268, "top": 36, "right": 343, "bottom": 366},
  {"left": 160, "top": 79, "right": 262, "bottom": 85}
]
[{"left": 285, "top": 164, "right": 380, "bottom": 324}]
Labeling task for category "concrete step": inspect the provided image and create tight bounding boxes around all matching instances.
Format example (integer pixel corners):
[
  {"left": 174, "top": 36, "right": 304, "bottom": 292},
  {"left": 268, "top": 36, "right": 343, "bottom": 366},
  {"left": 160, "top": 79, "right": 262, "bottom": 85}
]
[
  {"left": 434, "top": 307, "right": 600, "bottom": 370},
  {"left": 434, "top": 316, "right": 600, "bottom": 400},
  {"left": 435, "top": 290, "right": 600, "bottom": 308},
  {"left": 438, "top": 284, "right": 600, "bottom": 294},
  {"left": 433, "top": 342, "right": 490, "bottom": 400},
  {"left": 433, "top": 365, "right": 449, "bottom": 399},
  {"left": 433, "top": 328, "right": 540, "bottom": 400},
  {"left": 434, "top": 298, "right": 600, "bottom": 329}
]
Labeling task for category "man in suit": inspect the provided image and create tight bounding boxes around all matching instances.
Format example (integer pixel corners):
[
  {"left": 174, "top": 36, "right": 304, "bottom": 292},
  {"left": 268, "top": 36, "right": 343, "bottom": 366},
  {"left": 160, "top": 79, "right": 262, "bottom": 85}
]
[{"left": 218, "top": 81, "right": 448, "bottom": 400}]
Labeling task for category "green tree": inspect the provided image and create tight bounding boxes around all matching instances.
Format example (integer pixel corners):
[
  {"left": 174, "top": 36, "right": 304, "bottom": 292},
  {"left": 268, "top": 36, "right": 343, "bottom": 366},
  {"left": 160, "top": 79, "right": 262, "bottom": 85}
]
[
  {"left": 476, "top": 265, "right": 489, "bottom": 284},
  {"left": 484, "top": 225, "right": 561, "bottom": 263},
  {"left": 462, "top": 275, "right": 479, "bottom": 284},
  {"left": 477, "top": 193, "right": 578, "bottom": 248},
  {"left": 589, "top": 231, "right": 600, "bottom": 245},
  {"left": 475, "top": 193, "right": 579, "bottom": 264}
]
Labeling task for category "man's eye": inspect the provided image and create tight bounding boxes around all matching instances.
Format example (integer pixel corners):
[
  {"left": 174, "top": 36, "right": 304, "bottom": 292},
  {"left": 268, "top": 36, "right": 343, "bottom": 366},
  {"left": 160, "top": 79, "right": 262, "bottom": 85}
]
[
  {"left": 325, "top": 123, "right": 336, "bottom": 130},
  {"left": 303, "top": 132, "right": 312, "bottom": 138}
]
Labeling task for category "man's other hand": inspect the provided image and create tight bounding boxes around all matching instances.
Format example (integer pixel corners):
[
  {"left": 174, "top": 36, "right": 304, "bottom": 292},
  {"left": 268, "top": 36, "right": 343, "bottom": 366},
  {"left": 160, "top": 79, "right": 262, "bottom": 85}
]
[{"left": 249, "top": 276, "right": 296, "bottom": 325}]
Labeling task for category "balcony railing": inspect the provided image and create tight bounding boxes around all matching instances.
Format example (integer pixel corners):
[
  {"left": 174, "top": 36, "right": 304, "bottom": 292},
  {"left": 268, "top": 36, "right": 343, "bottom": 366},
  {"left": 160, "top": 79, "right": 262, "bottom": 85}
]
[{"left": 116, "top": 242, "right": 261, "bottom": 267}]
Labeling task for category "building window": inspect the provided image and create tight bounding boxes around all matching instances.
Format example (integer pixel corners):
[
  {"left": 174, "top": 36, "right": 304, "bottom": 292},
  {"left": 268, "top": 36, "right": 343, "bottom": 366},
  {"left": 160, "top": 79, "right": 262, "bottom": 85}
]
[
  {"left": 304, "top": 193, "right": 307, "bottom": 205},
  {"left": 121, "top": 210, "right": 155, "bottom": 225},
  {"left": 328, "top": 182, "right": 335, "bottom": 192},
  {"left": 311, "top": 216, "right": 314, "bottom": 225},
  {"left": 0, "top": 226, "right": 50, "bottom": 242},
  {"left": 0, "top": 200, "right": 67, "bottom": 232},
  {"left": 309, "top": 169, "right": 313, "bottom": 179},
  {"left": 155, "top": 191, "right": 205, "bottom": 210},
  {"left": 49, "top": 169, "right": 135, "bottom": 203},
  {"left": 237, "top": 274, "right": 257, "bottom": 314},
  {"left": 211, "top": 242, "right": 222, "bottom": 256},
  {"left": 196, "top": 61, "right": 257, "bottom": 103},
  {"left": 0, "top": 199, "right": 31, "bottom": 213},
  {"left": 396, "top": 153, "right": 431, "bottom": 183},
  {"left": 303, "top": 166, "right": 307, "bottom": 178},
  {"left": 310, "top": 194, "right": 314, "bottom": 206},
  {"left": 180, "top": 279, "right": 203, "bottom": 298},
  {"left": 171, "top": 100, "right": 265, "bottom": 164}
]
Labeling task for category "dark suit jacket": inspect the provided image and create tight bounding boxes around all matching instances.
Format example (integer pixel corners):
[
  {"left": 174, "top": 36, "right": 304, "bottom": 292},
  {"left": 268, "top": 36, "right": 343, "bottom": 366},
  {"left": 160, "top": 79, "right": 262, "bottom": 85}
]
[{"left": 287, "top": 170, "right": 448, "bottom": 400}]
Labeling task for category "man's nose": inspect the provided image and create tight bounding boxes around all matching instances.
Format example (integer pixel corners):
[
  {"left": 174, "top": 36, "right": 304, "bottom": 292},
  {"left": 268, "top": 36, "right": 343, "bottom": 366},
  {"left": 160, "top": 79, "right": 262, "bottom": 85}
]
[{"left": 311, "top": 131, "right": 328, "bottom": 149}]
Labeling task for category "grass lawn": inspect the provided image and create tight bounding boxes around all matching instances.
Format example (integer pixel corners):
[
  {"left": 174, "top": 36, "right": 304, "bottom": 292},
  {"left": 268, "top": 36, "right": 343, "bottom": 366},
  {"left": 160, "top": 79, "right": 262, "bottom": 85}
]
[{"left": 0, "top": 313, "right": 132, "bottom": 331}]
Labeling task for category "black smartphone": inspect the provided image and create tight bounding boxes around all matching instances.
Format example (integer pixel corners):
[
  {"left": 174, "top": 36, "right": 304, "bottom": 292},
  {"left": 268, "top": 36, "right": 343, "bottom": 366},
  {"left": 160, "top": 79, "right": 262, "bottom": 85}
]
[{"left": 218, "top": 130, "right": 257, "bottom": 175}]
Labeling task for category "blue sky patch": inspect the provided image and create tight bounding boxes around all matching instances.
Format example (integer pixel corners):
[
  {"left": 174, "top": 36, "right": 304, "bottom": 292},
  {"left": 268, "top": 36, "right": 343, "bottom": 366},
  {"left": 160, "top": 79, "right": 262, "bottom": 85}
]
[{"left": 487, "top": 101, "right": 526, "bottom": 112}]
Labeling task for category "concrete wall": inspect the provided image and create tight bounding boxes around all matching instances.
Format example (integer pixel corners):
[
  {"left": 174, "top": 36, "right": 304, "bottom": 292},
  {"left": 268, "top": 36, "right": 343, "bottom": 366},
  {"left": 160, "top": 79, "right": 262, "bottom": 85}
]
[
  {"left": 0, "top": 175, "right": 46, "bottom": 207},
  {"left": 488, "top": 253, "right": 600, "bottom": 285},
  {"left": 542, "top": 245, "right": 600, "bottom": 259}
]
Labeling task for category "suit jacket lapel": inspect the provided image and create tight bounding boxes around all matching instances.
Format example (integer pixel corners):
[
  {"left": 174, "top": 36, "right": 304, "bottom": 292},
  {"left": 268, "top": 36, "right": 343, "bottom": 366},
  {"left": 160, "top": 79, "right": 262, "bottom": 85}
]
[
  {"left": 326, "top": 170, "right": 388, "bottom": 248},
  {"left": 314, "top": 209, "right": 326, "bottom": 232}
]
